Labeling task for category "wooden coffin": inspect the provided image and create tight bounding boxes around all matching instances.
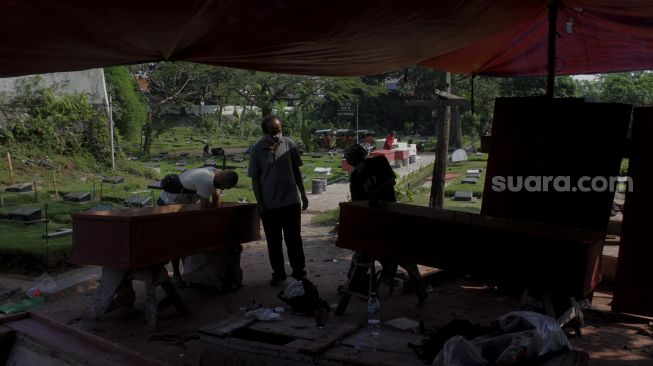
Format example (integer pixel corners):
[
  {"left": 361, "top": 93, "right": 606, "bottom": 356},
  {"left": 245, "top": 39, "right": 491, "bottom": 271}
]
[
  {"left": 337, "top": 201, "right": 604, "bottom": 299},
  {"left": 72, "top": 203, "right": 260, "bottom": 269}
]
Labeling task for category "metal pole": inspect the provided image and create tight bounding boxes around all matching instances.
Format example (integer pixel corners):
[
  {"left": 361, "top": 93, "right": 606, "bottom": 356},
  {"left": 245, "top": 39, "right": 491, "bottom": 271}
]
[
  {"left": 7, "top": 152, "right": 13, "bottom": 184},
  {"left": 45, "top": 203, "right": 49, "bottom": 272},
  {"left": 109, "top": 96, "right": 116, "bottom": 171},
  {"left": 355, "top": 102, "right": 359, "bottom": 144},
  {"left": 546, "top": 0, "right": 559, "bottom": 98},
  {"left": 430, "top": 72, "right": 452, "bottom": 209},
  {"left": 470, "top": 74, "right": 476, "bottom": 115},
  {"left": 100, "top": 68, "right": 116, "bottom": 170}
]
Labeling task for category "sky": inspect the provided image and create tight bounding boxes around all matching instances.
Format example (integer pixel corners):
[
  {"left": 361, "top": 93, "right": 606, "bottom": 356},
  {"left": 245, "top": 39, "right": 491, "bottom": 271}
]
[{"left": 572, "top": 74, "right": 598, "bottom": 81}]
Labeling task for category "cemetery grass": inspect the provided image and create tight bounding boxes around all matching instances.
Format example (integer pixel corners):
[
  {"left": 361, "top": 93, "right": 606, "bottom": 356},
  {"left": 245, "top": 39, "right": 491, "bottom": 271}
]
[
  {"left": 0, "top": 221, "right": 77, "bottom": 275},
  {"left": 0, "top": 128, "right": 350, "bottom": 274},
  {"left": 312, "top": 208, "right": 340, "bottom": 226}
]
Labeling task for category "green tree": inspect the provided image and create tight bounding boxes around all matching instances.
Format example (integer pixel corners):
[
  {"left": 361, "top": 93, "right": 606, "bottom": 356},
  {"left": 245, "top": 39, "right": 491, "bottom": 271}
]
[
  {"left": 599, "top": 71, "right": 653, "bottom": 106},
  {"left": 130, "top": 62, "right": 210, "bottom": 153},
  {"left": 104, "top": 66, "right": 148, "bottom": 141},
  {"left": 226, "top": 71, "right": 386, "bottom": 144}
]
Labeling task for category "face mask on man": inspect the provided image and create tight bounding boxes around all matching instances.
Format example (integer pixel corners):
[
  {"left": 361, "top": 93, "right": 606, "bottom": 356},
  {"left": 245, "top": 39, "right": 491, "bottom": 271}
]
[{"left": 271, "top": 131, "right": 282, "bottom": 143}]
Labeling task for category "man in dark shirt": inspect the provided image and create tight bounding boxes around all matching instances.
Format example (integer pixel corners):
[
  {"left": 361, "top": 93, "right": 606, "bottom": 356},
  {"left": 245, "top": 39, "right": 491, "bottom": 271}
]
[
  {"left": 248, "top": 115, "right": 309, "bottom": 286},
  {"left": 346, "top": 144, "right": 396, "bottom": 205},
  {"left": 340, "top": 144, "right": 425, "bottom": 303}
]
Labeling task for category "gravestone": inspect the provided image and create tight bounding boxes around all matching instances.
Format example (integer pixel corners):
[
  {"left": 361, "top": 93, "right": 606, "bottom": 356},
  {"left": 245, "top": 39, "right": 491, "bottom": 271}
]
[
  {"left": 180, "top": 152, "right": 189, "bottom": 157},
  {"left": 5, "top": 183, "right": 33, "bottom": 193},
  {"left": 102, "top": 176, "right": 124, "bottom": 184},
  {"left": 127, "top": 156, "right": 139, "bottom": 161},
  {"left": 452, "top": 149, "right": 468, "bottom": 163},
  {"left": 466, "top": 169, "right": 482, "bottom": 174},
  {"left": 8, "top": 207, "right": 42, "bottom": 221},
  {"left": 454, "top": 191, "right": 474, "bottom": 201},
  {"left": 151, "top": 156, "right": 163, "bottom": 162},
  {"left": 87, "top": 204, "right": 113, "bottom": 212},
  {"left": 147, "top": 181, "right": 162, "bottom": 190},
  {"left": 143, "top": 162, "right": 160, "bottom": 169},
  {"left": 232, "top": 156, "right": 244, "bottom": 163},
  {"left": 64, "top": 192, "right": 92, "bottom": 202},
  {"left": 461, "top": 178, "right": 478, "bottom": 184},
  {"left": 314, "top": 167, "right": 332, "bottom": 175},
  {"left": 44, "top": 228, "right": 73, "bottom": 238},
  {"left": 203, "top": 161, "right": 217, "bottom": 168},
  {"left": 174, "top": 167, "right": 187, "bottom": 173},
  {"left": 466, "top": 172, "right": 481, "bottom": 178},
  {"left": 124, "top": 195, "right": 152, "bottom": 208},
  {"left": 159, "top": 151, "right": 168, "bottom": 156},
  {"left": 175, "top": 160, "right": 189, "bottom": 166}
]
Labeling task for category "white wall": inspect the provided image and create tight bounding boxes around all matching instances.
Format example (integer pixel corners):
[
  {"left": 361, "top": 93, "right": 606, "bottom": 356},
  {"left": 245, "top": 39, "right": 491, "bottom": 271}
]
[{"left": 0, "top": 68, "right": 108, "bottom": 105}]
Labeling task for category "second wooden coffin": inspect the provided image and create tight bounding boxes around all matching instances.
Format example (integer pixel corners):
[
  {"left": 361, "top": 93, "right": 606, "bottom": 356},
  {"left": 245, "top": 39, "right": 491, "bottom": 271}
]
[{"left": 72, "top": 203, "right": 260, "bottom": 269}]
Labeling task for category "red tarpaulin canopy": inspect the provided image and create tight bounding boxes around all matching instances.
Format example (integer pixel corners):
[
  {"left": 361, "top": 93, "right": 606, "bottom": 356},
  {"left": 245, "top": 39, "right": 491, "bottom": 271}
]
[{"left": 0, "top": 0, "right": 652, "bottom": 77}]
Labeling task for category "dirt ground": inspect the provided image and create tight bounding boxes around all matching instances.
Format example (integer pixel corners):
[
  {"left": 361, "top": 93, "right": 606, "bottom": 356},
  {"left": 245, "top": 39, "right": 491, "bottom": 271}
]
[{"left": 33, "top": 163, "right": 653, "bottom": 366}]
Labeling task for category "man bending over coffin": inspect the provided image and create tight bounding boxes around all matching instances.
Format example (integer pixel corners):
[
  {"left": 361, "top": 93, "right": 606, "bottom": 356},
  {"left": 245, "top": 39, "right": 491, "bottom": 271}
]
[
  {"left": 158, "top": 167, "right": 239, "bottom": 289},
  {"left": 340, "top": 144, "right": 426, "bottom": 303}
]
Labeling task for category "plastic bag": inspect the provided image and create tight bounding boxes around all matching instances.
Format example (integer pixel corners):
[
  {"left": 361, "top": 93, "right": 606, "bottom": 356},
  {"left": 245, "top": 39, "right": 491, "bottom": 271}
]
[
  {"left": 432, "top": 336, "right": 489, "bottom": 366},
  {"left": 284, "top": 280, "right": 305, "bottom": 298},
  {"left": 26, "top": 273, "right": 57, "bottom": 297},
  {"left": 245, "top": 308, "right": 281, "bottom": 321},
  {"left": 433, "top": 312, "right": 570, "bottom": 366},
  {"left": 278, "top": 277, "right": 329, "bottom": 316}
]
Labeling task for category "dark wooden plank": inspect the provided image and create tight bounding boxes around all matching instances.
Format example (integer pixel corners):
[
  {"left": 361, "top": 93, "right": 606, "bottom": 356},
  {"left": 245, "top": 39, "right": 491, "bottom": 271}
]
[
  {"left": 6, "top": 314, "right": 166, "bottom": 366},
  {"left": 479, "top": 135, "right": 632, "bottom": 158},
  {"left": 324, "top": 345, "right": 424, "bottom": 366},
  {"left": 338, "top": 328, "right": 423, "bottom": 355},
  {"left": 300, "top": 323, "right": 360, "bottom": 354},
  {"left": 0, "top": 325, "right": 15, "bottom": 365},
  {"left": 198, "top": 315, "right": 257, "bottom": 337},
  {"left": 481, "top": 97, "right": 631, "bottom": 232},
  {"left": 613, "top": 107, "right": 653, "bottom": 316},
  {"left": 249, "top": 315, "right": 326, "bottom": 340}
]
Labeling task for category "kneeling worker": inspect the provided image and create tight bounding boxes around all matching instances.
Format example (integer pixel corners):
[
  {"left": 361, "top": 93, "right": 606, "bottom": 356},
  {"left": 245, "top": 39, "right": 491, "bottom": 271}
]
[
  {"left": 158, "top": 167, "right": 238, "bottom": 208},
  {"left": 158, "top": 167, "right": 239, "bottom": 289}
]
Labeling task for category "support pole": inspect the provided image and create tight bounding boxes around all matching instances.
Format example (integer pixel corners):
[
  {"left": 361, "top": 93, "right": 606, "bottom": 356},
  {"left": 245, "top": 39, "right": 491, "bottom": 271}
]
[
  {"left": 45, "top": 203, "right": 49, "bottom": 272},
  {"left": 109, "top": 96, "right": 116, "bottom": 171},
  {"left": 355, "top": 102, "right": 359, "bottom": 144},
  {"left": 7, "top": 152, "right": 13, "bottom": 184},
  {"left": 546, "top": 0, "right": 559, "bottom": 99},
  {"left": 430, "top": 72, "right": 452, "bottom": 209},
  {"left": 52, "top": 171, "right": 59, "bottom": 201},
  {"left": 470, "top": 74, "right": 476, "bottom": 115}
]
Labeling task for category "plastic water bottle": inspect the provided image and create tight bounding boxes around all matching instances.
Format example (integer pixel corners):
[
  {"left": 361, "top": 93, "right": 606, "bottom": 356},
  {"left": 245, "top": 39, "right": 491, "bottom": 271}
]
[{"left": 367, "top": 292, "right": 381, "bottom": 335}]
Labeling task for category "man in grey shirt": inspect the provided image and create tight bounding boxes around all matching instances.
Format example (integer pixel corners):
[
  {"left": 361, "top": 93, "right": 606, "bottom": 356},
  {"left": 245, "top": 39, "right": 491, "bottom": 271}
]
[{"left": 248, "top": 115, "right": 309, "bottom": 286}]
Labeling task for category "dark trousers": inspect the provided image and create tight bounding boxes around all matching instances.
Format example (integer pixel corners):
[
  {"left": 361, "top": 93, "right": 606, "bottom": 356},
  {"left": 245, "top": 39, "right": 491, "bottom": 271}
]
[{"left": 261, "top": 203, "right": 306, "bottom": 279}]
